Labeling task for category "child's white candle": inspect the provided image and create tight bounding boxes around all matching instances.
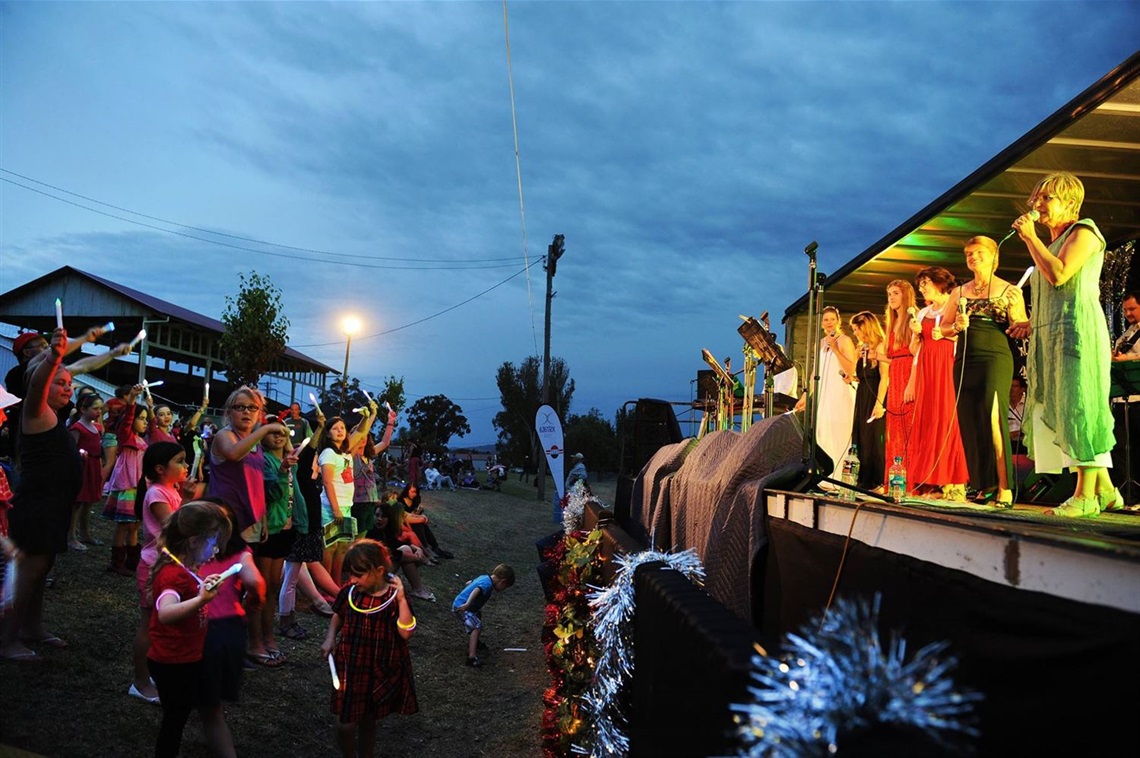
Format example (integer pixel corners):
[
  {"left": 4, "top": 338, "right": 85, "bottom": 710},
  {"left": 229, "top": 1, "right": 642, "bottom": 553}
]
[
  {"left": 204, "top": 381, "right": 210, "bottom": 405},
  {"left": 204, "top": 562, "right": 242, "bottom": 591},
  {"left": 55, "top": 298, "right": 63, "bottom": 330},
  {"left": 309, "top": 392, "right": 323, "bottom": 416},
  {"left": 128, "top": 329, "right": 147, "bottom": 350},
  {"left": 101, "top": 321, "right": 115, "bottom": 334},
  {"left": 296, "top": 436, "right": 312, "bottom": 452},
  {"left": 328, "top": 654, "right": 341, "bottom": 690},
  {"left": 362, "top": 389, "right": 373, "bottom": 404}
]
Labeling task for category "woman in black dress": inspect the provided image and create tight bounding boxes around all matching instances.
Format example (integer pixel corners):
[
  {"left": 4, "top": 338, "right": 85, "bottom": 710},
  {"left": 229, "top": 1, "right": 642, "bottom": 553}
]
[
  {"left": 850, "top": 312, "right": 889, "bottom": 492},
  {"left": 950, "top": 236, "right": 1031, "bottom": 505},
  {"left": 0, "top": 328, "right": 82, "bottom": 660}
]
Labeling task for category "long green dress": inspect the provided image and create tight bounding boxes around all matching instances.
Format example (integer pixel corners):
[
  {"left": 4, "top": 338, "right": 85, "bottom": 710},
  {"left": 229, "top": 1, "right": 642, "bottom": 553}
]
[{"left": 1024, "top": 219, "right": 1114, "bottom": 471}]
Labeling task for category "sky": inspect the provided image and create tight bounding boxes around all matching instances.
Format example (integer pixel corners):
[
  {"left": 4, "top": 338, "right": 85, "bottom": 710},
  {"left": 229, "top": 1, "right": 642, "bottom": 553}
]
[{"left": 2, "top": 1, "right": 1138, "bottom": 445}]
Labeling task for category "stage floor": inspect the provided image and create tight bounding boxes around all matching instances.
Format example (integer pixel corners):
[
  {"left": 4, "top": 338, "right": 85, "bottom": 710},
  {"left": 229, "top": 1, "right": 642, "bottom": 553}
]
[{"left": 766, "top": 488, "right": 1140, "bottom": 614}]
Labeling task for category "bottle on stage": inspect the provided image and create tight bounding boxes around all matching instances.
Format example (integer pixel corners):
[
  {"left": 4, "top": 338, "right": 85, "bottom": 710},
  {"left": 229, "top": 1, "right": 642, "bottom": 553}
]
[
  {"left": 841, "top": 445, "right": 860, "bottom": 501},
  {"left": 888, "top": 456, "right": 907, "bottom": 503}
]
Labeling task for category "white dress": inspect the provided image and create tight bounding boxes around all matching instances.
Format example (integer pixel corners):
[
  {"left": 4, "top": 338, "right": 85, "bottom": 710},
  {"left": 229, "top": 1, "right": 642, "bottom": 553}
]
[{"left": 815, "top": 343, "right": 857, "bottom": 480}]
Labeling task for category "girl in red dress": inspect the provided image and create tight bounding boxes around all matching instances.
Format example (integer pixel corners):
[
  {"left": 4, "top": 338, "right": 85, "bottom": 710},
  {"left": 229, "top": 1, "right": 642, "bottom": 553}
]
[
  {"left": 904, "top": 267, "right": 969, "bottom": 499},
  {"left": 68, "top": 392, "right": 105, "bottom": 550},
  {"left": 322, "top": 539, "right": 417, "bottom": 758},
  {"left": 883, "top": 280, "right": 917, "bottom": 488}
]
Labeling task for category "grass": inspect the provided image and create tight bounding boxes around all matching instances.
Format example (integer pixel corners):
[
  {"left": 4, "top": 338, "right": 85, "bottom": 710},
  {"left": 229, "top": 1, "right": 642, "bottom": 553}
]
[{"left": 0, "top": 474, "right": 613, "bottom": 757}]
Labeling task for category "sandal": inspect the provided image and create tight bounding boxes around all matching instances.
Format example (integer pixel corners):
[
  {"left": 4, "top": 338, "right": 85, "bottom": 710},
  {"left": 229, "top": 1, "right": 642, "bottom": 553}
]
[
  {"left": 245, "top": 651, "right": 286, "bottom": 668},
  {"left": 996, "top": 489, "right": 1014, "bottom": 508},
  {"left": 278, "top": 623, "right": 308, "bottom": 640},
  {"left": 1045, "top": 496, "right": 1099, "bottom": 519},
  {"left": 1098, "top": 488, "right": 1124, "bottom": 512}
]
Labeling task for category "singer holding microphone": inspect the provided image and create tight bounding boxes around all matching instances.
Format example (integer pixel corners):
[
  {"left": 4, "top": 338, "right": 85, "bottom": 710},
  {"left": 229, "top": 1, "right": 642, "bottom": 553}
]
[
  {"left": 947, "top": 236, "right": 1030, "bottom": 506},
  {"left": 1016, "top": 172, "right": 1115, "bottom": 518},
  {"left": 794, "top": 306, "right": 856, "bottom": 485}
]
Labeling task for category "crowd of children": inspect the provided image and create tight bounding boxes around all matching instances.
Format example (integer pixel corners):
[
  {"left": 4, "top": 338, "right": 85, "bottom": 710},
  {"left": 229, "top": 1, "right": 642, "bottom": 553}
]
[{"left": 0, "top": 340, "right": 515, "bottom": 757}]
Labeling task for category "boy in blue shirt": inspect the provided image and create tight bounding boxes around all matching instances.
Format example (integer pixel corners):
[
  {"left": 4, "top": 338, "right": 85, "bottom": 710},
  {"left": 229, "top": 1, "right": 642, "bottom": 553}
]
[{"left": 452, "top": 563, "right": 515, "bottom": 667}]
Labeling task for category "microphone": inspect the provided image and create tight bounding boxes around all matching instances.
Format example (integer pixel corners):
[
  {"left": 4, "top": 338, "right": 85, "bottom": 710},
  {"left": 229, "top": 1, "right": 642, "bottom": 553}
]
[
  {"left": 958, "top": 296, "right": 968, "bottom": 315},
  {"left": 999, "top": 210, "right": 1039, "bottom": 245},
  {"left": 907, "top": 306, "right": 918, "bottom": 323}
]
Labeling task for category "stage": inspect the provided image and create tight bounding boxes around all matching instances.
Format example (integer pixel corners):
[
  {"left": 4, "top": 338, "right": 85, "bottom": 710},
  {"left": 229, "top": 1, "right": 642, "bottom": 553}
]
[{"left": 766, "top": 489, "right": 1140, "bottom": 614}]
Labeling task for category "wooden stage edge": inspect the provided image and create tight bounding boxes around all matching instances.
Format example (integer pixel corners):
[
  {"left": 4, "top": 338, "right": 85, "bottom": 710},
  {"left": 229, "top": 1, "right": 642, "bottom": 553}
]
[{"left": 765, "top": 489, "right": 1140, "bottom": 615}]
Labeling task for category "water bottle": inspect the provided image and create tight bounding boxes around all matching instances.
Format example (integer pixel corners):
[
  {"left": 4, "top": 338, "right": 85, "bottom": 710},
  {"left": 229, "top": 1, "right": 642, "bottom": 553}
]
[
  {"left": 888, "top": 456, "right": 907, "bottom": 502},
  {"left": 840, "top": 445, "right": 860, "bottom": 500}
]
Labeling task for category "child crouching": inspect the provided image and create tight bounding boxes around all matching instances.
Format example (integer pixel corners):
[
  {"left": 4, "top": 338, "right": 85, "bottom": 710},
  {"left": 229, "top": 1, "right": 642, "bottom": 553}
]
[{"left": 451, "top": 563, "right": 514, "bottom": 668}]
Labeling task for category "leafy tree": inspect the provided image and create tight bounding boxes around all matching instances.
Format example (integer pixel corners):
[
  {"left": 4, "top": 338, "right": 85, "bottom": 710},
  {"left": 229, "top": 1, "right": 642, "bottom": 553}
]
[
  {"left": 615, "top": 405, "right": 635, "bottom": 475},
  {"left": 564, "top": 408, "right": 618, "bottom": 478},
  {"left": 219, "top": 271, "right": 290, "bottom": 388},
  {"left": 406, "top": 394, "right": 470, "bottom": 453},
  {"left": 493, "top": 355, "right": 575, "bottom": 471}
]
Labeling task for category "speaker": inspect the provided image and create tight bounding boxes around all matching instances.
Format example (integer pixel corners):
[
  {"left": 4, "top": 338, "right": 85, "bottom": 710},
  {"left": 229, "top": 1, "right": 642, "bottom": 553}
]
[{"left": 625, "top": 398, "right": 684, "bottom": 478}]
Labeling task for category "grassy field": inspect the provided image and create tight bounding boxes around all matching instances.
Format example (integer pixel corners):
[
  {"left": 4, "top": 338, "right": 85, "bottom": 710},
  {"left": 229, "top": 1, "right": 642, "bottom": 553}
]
[{"left": 0, "top": 473, "right": 610, "bottom": 758}]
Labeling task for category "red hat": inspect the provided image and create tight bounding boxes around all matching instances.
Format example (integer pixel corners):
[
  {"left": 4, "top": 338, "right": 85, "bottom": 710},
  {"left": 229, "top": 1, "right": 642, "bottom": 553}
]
[{"left": 12, "top": 332, "right": 45, "bottom": 354}]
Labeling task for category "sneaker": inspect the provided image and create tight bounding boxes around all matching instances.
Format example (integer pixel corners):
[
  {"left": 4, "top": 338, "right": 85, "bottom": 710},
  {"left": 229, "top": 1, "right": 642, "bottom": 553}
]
[
  {"left": 467, "top": 656, "right": 482, "bottom": 668},
  {"left": 410, "top": 588, "right": 437, "bottom": 602}
]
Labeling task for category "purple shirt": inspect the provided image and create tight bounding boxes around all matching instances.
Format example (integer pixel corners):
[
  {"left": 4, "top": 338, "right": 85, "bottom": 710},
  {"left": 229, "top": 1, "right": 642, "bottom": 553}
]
[{"left": 207, "top": 432, "right": 266, "bottom": 532}]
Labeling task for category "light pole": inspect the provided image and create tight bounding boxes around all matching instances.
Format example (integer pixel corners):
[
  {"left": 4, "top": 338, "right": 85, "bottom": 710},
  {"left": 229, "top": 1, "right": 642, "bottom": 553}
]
[{"left": 341, "top": 315, "right": 361, "bottom": 413}]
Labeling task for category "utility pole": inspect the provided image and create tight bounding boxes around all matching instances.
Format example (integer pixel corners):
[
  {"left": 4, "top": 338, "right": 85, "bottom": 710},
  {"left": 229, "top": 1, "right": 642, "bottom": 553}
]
[{"left": 537, "top": 234, "right": 565, "bottom": 502}]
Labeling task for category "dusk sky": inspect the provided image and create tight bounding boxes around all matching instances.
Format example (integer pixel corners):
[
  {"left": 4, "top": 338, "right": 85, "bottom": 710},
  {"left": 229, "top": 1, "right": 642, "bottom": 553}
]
[{"left": 2, "top": 2, "right": 1138, "bottom": 444}]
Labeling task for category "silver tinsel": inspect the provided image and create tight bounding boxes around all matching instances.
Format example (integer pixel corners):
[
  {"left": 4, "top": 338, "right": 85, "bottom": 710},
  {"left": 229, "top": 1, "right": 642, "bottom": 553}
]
[
  {"left": 563, "top": 480, "right": 598, "bottom": 535},
  {"left": 731, "top": 594, "right": 982, "bottom": 757},
  {"left": 577, "top": 548, "right": 706, "bottom": 758}
]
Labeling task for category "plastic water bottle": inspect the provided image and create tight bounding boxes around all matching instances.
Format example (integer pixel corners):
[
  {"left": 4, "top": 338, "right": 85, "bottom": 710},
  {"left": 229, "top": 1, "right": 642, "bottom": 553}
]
[
  {"left": 840, "top": 445, "right": 860, "bottom": 500},
  {"left": 888, "top": 456, "right": 907, "bottom": 502}
]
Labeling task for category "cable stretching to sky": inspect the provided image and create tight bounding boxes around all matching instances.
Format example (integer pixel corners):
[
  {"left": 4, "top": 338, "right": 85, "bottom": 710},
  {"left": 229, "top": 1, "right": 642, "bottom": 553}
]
[
  {"left": 0, "top": 169, "right": 518, "bottom": 268},
  {"left": 502, "top": 0, "right": 541, "bottom": 359}
]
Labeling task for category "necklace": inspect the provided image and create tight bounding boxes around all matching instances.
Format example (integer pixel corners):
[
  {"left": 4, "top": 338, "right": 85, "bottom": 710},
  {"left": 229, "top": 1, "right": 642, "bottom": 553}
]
[{"left": 347, "top": 583, "right": 397, "bottom": 615}]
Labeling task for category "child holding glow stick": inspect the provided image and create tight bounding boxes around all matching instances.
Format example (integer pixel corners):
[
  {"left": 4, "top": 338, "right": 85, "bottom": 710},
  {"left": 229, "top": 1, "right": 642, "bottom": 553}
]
[
  {"left": 321, "top": 539, "right": 417, "bottom": 758},
  {"left": 196, "top": 499, "right": 264, "bottom": 754},
  {"left": 67, "top": 391, "right": 105, "bottom": 550},
  {"left": 102, "top": 383, "right": 148, "bottom": 576},
  {"left": 129, "top": 442, "right": 193, "bottom": 704},
  {"left": 146, "top": 501, "right": 230, "bottom": 758}
]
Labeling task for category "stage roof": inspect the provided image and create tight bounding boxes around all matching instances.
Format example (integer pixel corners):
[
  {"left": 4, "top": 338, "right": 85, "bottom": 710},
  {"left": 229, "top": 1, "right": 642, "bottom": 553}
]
[{"left": 783, "top": 51, "right": 1140, "bottom": 342}]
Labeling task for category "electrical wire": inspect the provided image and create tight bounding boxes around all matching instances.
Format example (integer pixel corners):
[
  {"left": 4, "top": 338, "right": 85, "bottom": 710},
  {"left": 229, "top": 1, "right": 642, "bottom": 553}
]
[
  {"left": 291, "top": 258, "right": 540, "bottom": 347},
  {"left": 501, "top": 0, "right": 541, "bottom": 358},
  {"left": 0, "top": 173, "right": 518, "bottom": 270}
]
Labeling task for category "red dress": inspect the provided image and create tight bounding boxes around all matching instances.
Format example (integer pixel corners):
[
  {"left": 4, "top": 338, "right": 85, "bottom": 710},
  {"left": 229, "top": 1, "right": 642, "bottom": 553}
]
[
  {"left": 330, "top": 582, "right": 418, "bottom": 723},
  {"left": 884, "top": 332, "right": 915, "bottom": 485},
  {"left": 70, "top": 419, "right": 105, "bottom": 502},
  {"left": 906, "top": 316, "right": 968, "bottom": 490}
]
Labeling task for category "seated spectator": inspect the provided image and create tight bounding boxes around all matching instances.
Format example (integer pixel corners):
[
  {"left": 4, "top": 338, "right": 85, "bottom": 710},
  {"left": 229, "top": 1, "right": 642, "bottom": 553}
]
[{"left": 458, "top": 470, "right": 479, "bottom": 490}]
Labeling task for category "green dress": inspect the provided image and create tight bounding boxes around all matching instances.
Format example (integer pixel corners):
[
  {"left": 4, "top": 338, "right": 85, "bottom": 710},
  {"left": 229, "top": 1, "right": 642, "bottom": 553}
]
[{"left": 1024, "top": 219, "right": 1114, "bottom": 468}]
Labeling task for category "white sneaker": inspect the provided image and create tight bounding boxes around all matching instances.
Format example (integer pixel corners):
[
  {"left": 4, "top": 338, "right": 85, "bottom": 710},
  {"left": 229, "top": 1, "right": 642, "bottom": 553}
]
[
  {"left": 410, "top": 588, "right": 437, "bottom": 602},
  {"left": 128, "top": 683, "right": 161, "bottom": 705}
]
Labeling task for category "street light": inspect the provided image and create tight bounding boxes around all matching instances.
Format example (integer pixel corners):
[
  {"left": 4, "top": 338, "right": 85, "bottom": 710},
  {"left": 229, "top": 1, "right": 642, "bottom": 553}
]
[{"left": 341, "top": 315, "right": 361, "bottom": 412}]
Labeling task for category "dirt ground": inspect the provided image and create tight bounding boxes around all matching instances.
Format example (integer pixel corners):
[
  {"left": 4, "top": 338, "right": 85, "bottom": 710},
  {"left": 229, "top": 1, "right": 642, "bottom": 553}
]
[{"left": 0, "top": 474, "right": 608, "bottom": 757}]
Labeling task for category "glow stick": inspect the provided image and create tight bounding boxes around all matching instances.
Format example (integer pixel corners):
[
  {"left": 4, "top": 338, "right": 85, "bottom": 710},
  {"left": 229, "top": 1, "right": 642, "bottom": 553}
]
[
  {"left": 204, "top": 562, "right": 243, "bottom": 591},
  {"left": 161, "top": 546, "right": 203, "bottom": 586},
  {"left": 503, "top": 647, "right": 528, "bottom": 652},
  {"left": 55, "top": 298, "right": 63, "bottom": 329},
  {"left": 204, "top": 381, "right": 210, "bottom": 405},
  {"left": 101, "top": 321, "right": 115, "bottom": 334},
  {"left": 128, "top": 330, "right": 147, "bottom": 350},
  {"left": 309, "top": 392, "right": 322, "bottom": 416},
  {"left": 328, "top": 654, "right": 341, "bottom": 690},
  {"left": 362, "top": 389, "right": 373, "bottom": 404},
  {"left": 384, "top": 401, "right": 393, "bottom": 413},
  {"left": 296, "top": 436, "right": 312, "bottom": 452},
  {"left": 1016, "top": 266, "right": 1034, "bottom": 289},
  {"left": 352, "top": 407, "right": 367, "bottom": 414},
  {"left": 143, "top": 380, "right": 164, "bottom": 389}
]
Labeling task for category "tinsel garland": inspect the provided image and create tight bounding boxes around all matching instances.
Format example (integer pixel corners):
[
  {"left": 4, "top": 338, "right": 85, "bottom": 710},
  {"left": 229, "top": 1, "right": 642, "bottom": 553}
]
[
  {"left": 1101, "top": 239, "right": 1135, "bottom": 338},
  {"left": 575, "top": 548, "right": 707, "bottom": 758},
  {"left": 562, "top": 479, "right": 604, "bottom": 535},
  {"left": 541, "top": 527, "right": 603, "bottom": 758},
  {"left": 731, "top": 594, "right": 982, "bottom": 757}
]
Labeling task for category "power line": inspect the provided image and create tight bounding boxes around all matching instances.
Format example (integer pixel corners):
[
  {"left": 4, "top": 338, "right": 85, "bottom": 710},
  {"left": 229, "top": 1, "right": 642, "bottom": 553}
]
[
  {"left": 1, "top": 170, "right": 521, "bottom": 269},
  {"left": 291, "top": 259, "right": 540, "bottom": 347}
]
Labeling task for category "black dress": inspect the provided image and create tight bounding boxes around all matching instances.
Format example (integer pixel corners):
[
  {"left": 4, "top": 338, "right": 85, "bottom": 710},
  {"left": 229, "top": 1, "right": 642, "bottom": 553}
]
[
  {"left": 9, "top": 421, "right": 82, "bottom": 555},
  {"left": 954, "top": 289, "right": 1015, "bottom": 493},
  {"left": 853, "top": 349, "right": 886, "bottom": 490}
]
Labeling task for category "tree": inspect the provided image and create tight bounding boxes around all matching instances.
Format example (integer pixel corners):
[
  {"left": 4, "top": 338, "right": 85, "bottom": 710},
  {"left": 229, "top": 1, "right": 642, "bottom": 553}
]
[
  {"left": 564, "top": 407, "right": 618, "bottom": 478},
  {"left": 218, "top": 271, "right": 290, "bottom": 388},
  {"left": 493, "top": 355, "right": 575, "bottom": 471},
  {"left": 406, "top": 394, "right": 470, "bottom": 453}
]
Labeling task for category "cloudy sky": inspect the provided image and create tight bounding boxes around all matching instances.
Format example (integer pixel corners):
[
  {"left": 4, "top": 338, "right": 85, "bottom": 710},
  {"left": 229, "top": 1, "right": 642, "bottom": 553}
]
[{"left": 2, "top": 1, "right": 1137, "bottom": 444}]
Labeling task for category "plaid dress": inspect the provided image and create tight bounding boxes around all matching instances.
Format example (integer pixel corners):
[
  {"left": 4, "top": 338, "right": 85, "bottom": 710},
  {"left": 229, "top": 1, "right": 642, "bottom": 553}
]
[{"left": 330, "top": 581, "right": 418, "bottom": 723}]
